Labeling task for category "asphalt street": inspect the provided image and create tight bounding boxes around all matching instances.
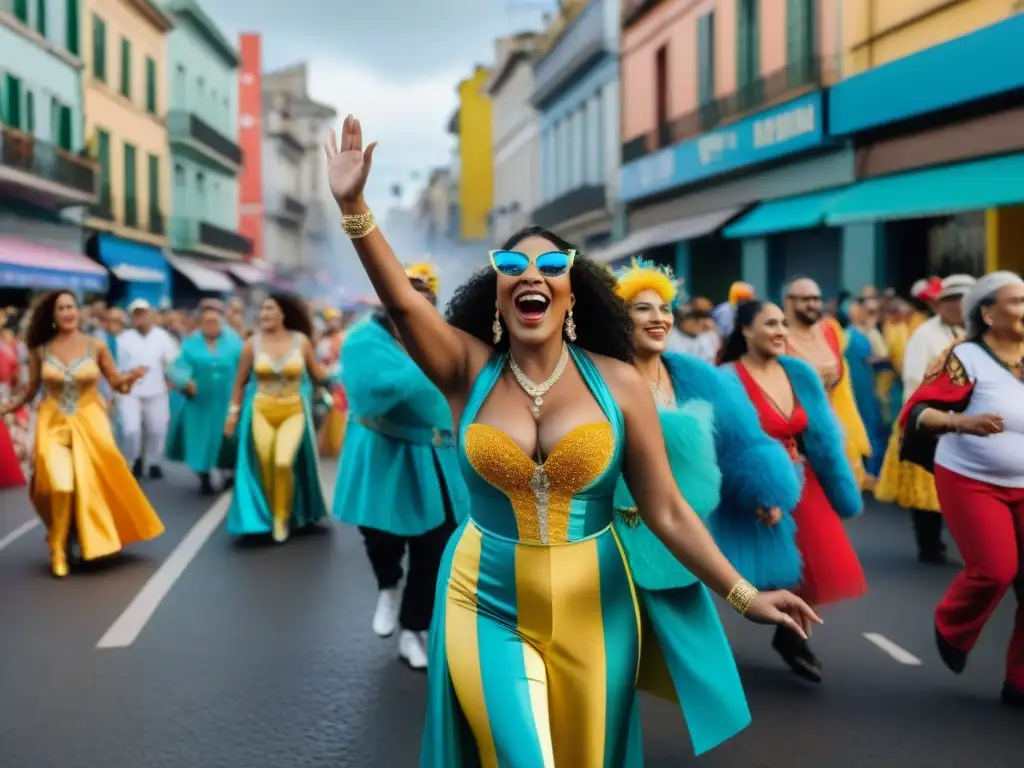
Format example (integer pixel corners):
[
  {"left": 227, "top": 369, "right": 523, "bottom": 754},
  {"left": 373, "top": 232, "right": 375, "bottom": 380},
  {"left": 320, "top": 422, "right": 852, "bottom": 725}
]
[{"left": 0, "top": 461, "right": 1019, "bottom": 768}]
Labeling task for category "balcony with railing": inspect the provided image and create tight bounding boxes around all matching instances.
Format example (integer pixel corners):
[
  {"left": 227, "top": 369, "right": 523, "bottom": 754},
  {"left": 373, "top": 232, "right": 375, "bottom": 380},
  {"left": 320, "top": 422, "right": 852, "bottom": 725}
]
[
  {"left": 167, "top": 111, "right": 243, "bottom": 170},
  {"left": 170, "top": 218, "right": 253, "bottom": 258},
  {"left": 0, "top": 126, "right": 97, "bottom": 208},
  {"left": 265, "top": 191, "right": 307, "bottom": 228},
  {"left": 531, "top": 0, "right": 613, "bottom": 108},
  {"left": 532, "top": 185, "right": 606, "bottom": 230},
  {"left": 622, "top": 56, "right": 832, "bottom": 163}
]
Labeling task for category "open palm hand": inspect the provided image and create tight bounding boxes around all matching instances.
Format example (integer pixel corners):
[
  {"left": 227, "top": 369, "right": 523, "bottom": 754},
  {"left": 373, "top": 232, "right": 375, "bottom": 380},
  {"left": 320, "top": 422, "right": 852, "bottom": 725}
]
[{"left": 324, "top": 115, "right": 377, "bottom": 204}]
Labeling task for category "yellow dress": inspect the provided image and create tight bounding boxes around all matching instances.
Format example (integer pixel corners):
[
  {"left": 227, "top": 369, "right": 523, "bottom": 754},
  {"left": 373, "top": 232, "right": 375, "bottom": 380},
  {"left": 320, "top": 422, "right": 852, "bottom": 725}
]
[{"left": 31, "top": 346, "right": 164, "bottom": 575}]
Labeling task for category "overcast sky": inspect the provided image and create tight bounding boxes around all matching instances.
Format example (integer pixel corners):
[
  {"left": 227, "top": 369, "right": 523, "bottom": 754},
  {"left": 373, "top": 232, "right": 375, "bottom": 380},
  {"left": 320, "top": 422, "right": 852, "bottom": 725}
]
[{"left": 202, "top": 0, "right": 554, "bottom": 207}]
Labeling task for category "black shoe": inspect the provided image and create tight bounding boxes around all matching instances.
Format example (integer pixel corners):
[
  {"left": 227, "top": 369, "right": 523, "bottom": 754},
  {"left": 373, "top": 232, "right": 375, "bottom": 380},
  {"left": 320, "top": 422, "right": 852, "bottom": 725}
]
[
  {"left": 935, "top": 625, "right": 967, "bottom": 674},
  {"left": 199, "top": 473, "right": 215, "bottom": 495},
  {"left": 772, "top": 625, "right": 822, "bottom": 683},
  {"left": 132, "top": 459, "right": 143, "bottom": 478},
  {"left": 149, "top": 466, "right": 163, "bottom": 480},
  {"left": 1001, "top": 682, "right": 1024, "bottom": 708}
]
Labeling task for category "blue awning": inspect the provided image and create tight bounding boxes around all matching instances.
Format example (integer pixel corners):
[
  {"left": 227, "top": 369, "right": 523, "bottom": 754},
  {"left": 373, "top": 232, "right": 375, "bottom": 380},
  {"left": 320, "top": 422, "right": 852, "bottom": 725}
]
[
  {"left": 0, "top": 236, "right": 109, "bottom": 292},
  {"left": 825, "top": 153, "right": 1024, "bottom": 226},
  {"left": 96, "top": 234, "right": 170, "bottom": 304},
  {"left": 723, "top": 190, "right": 842, "bottom": 238}
]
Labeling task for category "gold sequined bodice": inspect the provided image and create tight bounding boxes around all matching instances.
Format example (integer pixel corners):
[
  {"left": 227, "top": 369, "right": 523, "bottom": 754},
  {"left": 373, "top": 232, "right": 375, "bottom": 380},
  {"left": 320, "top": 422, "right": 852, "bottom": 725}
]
[
  {"left": 253, "top": 334, "right": 304, "bottom": 398},
  {"left": 41, "top": 355, "right": 101, "bottom": 415},
  {"left": 464, "top": 422, "right": 616, "bottom": 544}
]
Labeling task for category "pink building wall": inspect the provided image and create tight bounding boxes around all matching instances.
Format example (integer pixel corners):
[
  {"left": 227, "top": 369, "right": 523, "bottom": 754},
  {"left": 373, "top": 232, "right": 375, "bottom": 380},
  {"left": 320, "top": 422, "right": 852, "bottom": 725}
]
[{"left": 621, "top": 0, "right": 840, "bottom": 144}]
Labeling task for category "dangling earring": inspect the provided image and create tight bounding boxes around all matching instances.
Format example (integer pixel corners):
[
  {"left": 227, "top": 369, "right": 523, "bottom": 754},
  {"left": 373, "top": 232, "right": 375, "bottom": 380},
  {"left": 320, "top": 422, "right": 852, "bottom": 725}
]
[
  {"left": 564, "top": 309, "right": 577, "bottom": 342},
  {"left": 492, "top": 306, "right": 503, "bottom": 344}
]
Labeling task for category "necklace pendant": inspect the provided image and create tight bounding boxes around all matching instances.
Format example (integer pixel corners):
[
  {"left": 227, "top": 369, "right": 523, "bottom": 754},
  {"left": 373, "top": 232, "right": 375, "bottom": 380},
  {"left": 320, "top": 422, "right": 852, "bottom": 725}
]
[{"left": 530, "top": 401, "right": 542, "bottom": 419}]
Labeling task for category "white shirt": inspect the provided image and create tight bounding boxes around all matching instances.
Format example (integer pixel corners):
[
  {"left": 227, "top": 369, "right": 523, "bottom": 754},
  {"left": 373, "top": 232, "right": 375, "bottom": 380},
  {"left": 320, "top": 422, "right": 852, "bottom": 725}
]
[
  {"left": 116, "top": 327, "right": 178, "bottom": 398},
  {"left": 667, "top": 328, "right": 720, "bottom": 363},
  {"left": 934, "top": 341, "right": 1024, "bottom": 487},
  {"left": 902, "top": 316, "right": 962, "bottom": 401}
]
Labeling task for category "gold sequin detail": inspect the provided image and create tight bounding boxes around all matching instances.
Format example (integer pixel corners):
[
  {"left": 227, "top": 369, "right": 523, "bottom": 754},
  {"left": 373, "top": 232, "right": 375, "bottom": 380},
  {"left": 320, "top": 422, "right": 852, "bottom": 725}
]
[
  {"left": 945, "top": 352, "right": 967, "bottom": 387},
  {"left": 254, "top": 349, "right": 304, "bottom": 397},
  {"left": 465, "top": 422, "right": 615, "bottom": 544},
  {"left": 616, "top": 507, "right": 640, "bottom": 527}
]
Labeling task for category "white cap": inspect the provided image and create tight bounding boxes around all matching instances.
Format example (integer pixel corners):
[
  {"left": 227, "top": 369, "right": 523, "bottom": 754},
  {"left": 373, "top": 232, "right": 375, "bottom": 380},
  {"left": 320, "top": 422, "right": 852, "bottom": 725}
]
[
  {"left": 939, "top": 274, "right": 976, "bottom": 300},
  {"left": 127, "top": 299, "right": 152, "bottom": 313}
]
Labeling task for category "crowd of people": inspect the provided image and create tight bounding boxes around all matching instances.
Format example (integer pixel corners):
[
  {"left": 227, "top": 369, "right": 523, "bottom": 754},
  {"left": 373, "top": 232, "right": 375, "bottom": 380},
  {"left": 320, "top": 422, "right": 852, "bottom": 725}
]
[{"left": 0, "top": 115, "right": 1021, "bottom": 765}]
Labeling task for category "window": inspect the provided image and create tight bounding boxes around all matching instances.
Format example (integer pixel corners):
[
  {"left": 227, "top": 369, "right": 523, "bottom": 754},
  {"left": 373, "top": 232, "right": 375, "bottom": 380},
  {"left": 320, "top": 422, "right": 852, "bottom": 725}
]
[
  {"left": 175, "top": 65, "right": 186, "bottom": 108},
  {"left": 145, "top": 57, "right": 157, "bottom": 114},
  {"left": 119, "top": 37, "right": 131, "bottom": 98},
  {"left": 13, "top": 0, "right": 28, "bottom": 24},
  {"left": 96, "top": 129, "right": 110, "bottom": 189},
  {"left": 736, "top": 0, "right": 761, "bottom": 109},
  {"left": 35, "top": 0, "right": 46, "bottom": 36},
  {"left": 66, "top": 0, "right": 79, "bottom": 55},
  {"left": 25, "top": 91, "right": 34, "bottom": 134},
  {"left": 4, "top": 75, "right": 22, "bottom": 130},
  {"left": 92, "top": 15, "right": 106, "bottom": 82},
  {"left": 57, "top": 104, "right": 73, "bottom": 150},
  {"left": 697, "top": 12, "right": 716, "bottom": 106},
  {"left": 655, "top": 45, "right": 668, "bottom": 146},
  {"left": 147, "top": 154, "right": 159, "bottom": 218},
  {"left": 786, "top": 0, "right": 817, "bottom": 86},
  {"left": 124, "top": 143, "right": 137, "bottom": 226}
]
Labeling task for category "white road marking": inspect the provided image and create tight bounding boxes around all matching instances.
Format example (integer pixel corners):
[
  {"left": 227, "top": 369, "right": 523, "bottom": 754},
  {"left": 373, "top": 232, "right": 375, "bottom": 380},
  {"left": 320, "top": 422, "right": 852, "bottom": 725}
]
[
  {"left": 97, "top": 492, "right": 231, "bottom": 649},
  {"left": 863, "top": 632, "right": 923, "bottom": 665},
  {"left": 0, "top": 519, "right": 40, "bottom": 553}
]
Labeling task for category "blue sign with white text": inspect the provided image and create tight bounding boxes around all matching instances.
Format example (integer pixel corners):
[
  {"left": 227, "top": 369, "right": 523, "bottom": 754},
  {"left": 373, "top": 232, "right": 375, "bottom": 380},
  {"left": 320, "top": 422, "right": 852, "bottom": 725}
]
[{"left": 619, "top": 90, "right": 826, "bottom": 203}]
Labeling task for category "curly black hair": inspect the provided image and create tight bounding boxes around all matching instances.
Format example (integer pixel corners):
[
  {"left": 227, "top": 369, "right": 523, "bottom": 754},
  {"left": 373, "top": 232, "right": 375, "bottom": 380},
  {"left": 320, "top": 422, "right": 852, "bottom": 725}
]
[
  {"left": 25, "top": 290, "right": 77, "bottom": 350},
  {"left": 444, "top": 226, "right": 634, "bottom": 362},
  {"left": 265, "top": 292, "right": 314, "bottom": 339}
]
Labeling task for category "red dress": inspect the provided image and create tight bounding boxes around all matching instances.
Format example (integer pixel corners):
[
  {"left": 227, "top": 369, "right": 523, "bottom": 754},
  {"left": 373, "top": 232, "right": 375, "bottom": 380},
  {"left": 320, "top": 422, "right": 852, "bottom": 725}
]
[
  {"left": 0, "top": 341, "right": 26, "bottom": 489},
  {"left": 736, "top": 362, "right": 866, "bottom": 606}
]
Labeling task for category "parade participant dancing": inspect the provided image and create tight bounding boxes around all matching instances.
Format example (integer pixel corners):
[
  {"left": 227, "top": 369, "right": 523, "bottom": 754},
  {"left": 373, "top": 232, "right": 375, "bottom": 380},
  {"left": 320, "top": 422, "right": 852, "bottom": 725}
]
[
  {"left": 316, "top": 309, "right": 348, "bottom": 456},
  {"left": 324, "top": 116, "right": 819, "bottom": 767},
  {"left": 720, "top": 300, "right": 865, "bottom": 682},
  {"left": 610, "top": 259, "right": 802, "bottom": 753},
  {"left": 117, "top": 300, "right": 179, "bottom": 480},
  {"left": 783, "top": 277, "right": 873, "bottom": 489},
  {"left": 0, "top": 319, "right": 26, "bottom": 488},
  {"left": 845, "top": 296, "right": 890, "bottom": 478},
  {"left": 334, "top": 263, "right": 467, "bottom": 671},
  {"left": 876, "top": 275, "right": 973, "bottom": 564},
  {"left": 224, "top": 293, "right": 329, "bottom": 543},
  {"left": 166, "top": 300, "right": 244, "bottom": 495},
  {"left": 0, "top": 291, "right": 164, "bottom": 577},
  {"left": 899, "top": 272, "right": 1024, "bottom": 708}
]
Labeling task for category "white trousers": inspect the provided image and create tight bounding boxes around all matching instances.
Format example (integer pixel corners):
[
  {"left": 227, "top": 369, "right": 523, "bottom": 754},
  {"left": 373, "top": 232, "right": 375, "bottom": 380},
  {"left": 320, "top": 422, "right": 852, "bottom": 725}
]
[{"left": 119, "top": 393, "right": 170, "bottom": 469}]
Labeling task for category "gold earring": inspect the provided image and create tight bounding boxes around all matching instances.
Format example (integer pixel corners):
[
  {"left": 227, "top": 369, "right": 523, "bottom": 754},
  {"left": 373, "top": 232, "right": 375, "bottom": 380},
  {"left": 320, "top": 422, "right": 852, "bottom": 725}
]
[
  {"left": 492, "top": 307, "right": 503, "bottom": 344},
  {"left": 564, "top": 309, "right": 577, "bottom": 342}
]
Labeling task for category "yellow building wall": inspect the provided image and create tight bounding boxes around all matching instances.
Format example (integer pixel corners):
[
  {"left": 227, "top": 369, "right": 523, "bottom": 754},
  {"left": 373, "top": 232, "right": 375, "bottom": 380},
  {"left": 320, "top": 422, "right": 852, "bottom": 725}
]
[
  {"left": 986, "top": 207, "right": 1024, "bottom": 274},
  {"left": 457, "top": 67, "right": 493, "bottom": 242},
  {"left": 843, "top": 0, "right": 1018, "bottom": 75},
  {"left": 82, "top": 0, "right": 171, "bottom": 246}
]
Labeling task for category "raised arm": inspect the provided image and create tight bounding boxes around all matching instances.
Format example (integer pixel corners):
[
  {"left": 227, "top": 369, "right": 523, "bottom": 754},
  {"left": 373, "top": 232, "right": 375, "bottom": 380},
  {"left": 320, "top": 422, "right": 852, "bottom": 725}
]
[
  {"left": 609, "top": 360, "right": 820, "bottom": 636},
  {"left": 324, "top": 116, "right": 484, "bottom": 395},
  {"left": 0, "top": 348, "right": 41, "bottom": 415}
]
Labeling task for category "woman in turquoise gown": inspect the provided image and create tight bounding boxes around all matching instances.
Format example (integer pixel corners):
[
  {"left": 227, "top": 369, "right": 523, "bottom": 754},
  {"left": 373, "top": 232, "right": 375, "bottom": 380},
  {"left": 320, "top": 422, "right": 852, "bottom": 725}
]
[
  {"left": 166, "top": 300, "right": 243, "bottom": 494},
  {"left": 224, "top": 293, "right": 329, "bottom": 542},
  {"left": 324, "top": 116, "right": 819, "bottom": 767},
  {"left": 846, "top": 297, "right": 890, "bottom": 478}
]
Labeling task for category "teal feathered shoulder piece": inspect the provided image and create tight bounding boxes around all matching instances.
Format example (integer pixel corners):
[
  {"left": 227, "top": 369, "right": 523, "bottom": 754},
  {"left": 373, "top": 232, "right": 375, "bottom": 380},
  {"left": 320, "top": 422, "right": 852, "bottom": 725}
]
[{"left": 613, "top": 399, "right": 721, "bottom": 591}]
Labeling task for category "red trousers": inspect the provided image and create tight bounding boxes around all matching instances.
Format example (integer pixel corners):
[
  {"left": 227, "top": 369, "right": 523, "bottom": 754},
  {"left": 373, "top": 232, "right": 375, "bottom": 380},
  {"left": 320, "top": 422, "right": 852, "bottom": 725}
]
[{"left": 934, "top": 465, "right": 1024, "bottom": 688}]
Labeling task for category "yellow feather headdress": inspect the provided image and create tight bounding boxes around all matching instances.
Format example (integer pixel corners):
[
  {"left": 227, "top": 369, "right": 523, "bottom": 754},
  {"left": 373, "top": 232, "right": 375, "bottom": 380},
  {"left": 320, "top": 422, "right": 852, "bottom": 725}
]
[
  {"left": 613, "top": 258, "right": 682, "bottom": 307},
  {"left": 405, "top": 261, "right": 439, "bottom": 296}
]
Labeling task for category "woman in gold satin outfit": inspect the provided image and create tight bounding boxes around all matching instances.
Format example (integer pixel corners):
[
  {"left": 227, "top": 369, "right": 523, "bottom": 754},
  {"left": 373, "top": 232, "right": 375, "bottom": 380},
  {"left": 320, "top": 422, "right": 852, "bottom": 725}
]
[
  {"left": 224, "top": 293, "right": 330, "bottom": 543},
  {"left": 0, "top": 291, "right": 164, "bottom": 577},
  {"left": 325, "top": 115, "right": 821, "bottom": 767}
]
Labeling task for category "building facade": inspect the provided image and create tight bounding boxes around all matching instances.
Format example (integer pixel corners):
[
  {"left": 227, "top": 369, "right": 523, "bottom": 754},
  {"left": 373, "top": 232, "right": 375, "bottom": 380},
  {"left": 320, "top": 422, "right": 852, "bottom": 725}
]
[
  {"left": 164, "top": 0, "right": 249, "bottom": 287},
  {"left": 488, "top": 32, "right": 540, "bottom": 245},
  {"left": 417, "top": 166, "right": 457, "bottom": 250},
  {"left": 261, "top": 63, "right": 336, "bottom": 290},
  {"left": 609, "top": 0, "right": 843, "bottom": 301},
  {"left": 531, "top": 0, "right": 621, "bottom": 251},
  {"left": 0, "top": 0, "right": 106, "bottom": 297},
  {"left": 450, "top": 65, "right": 493, "bottom": 242},
  {"left": 82, "top": 0, "right": 174, "bottom": 307}
]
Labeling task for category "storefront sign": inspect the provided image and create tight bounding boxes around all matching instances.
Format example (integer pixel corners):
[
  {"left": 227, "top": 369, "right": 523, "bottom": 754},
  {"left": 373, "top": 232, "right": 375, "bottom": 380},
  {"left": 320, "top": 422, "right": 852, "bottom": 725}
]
[{"left": 620, "top": 91, "right": 826, "bottom": 203}]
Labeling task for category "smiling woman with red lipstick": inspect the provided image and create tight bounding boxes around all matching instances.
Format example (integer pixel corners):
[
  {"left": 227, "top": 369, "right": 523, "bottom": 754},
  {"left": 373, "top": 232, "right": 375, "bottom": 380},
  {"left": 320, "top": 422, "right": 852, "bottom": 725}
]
[{"left": 324, "top": 115, "right": 819, "bottom": 767}]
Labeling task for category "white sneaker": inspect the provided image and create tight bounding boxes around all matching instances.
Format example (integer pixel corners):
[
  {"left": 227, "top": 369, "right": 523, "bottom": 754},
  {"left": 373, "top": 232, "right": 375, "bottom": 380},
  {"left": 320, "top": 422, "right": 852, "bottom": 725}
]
[
  {"left": 371, "top": 588, "right": 400, "bottom": 637},
  {"left": 398, "top": 629, "right": 428, "bottom": 671}
]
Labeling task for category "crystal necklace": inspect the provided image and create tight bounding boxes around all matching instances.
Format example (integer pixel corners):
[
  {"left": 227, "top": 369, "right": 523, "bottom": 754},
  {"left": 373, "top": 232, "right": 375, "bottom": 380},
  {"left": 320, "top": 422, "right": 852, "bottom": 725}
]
[
  {"left": 508, "top": 343, "right": 570, "bottom": 419},
  {"left": 648, "top": 364, "right": 675, "bottom": 408}
]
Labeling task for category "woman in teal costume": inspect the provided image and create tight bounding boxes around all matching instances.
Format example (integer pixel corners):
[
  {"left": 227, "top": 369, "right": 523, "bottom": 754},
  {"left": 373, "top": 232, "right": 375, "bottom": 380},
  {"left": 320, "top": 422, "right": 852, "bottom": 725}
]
[
  {"left": 610, "top": 260, "right": 804, "bottom": 754},
  {"left": 166, "top": 300, "right": 243, "bottom": 494},
  {"left": 333, "top": 265, "right": 468, "bottom": 670},
  {"left": 224, "top": 293, "right": 329, "bottom": 542},
  {"left": 845, "top": 297, "right": 890, "bottom": 478},
  {"left": 324, "top": 116, "right": 819, "bottom": 768}
]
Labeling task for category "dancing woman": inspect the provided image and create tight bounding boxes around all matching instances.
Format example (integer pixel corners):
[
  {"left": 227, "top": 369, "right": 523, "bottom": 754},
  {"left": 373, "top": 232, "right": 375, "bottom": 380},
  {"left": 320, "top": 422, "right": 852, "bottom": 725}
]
[
  {"left": 224, "top": 293, "right": 329, "bottom": 543},
  {"left": 720, "top": 300, "right": 865, "bottom": 682},
  {"left": 0, "top": 291, "right": 164, "bottom": 577},
  {"left": 899, "top": 272, "right": 1024, "bottom": 708},
  {"left": 610, "top": 260, "right": 802, "bottom": 753},
  {"left": 165, "top": 300, "right": 243, "bottom": 495},
  {"left": 324, "top": 115, "right": 818, "bottom": 767}
]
